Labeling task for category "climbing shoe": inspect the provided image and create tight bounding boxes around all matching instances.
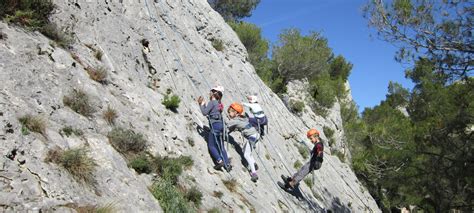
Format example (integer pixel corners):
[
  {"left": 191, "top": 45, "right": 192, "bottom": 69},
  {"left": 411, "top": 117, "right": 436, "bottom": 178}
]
[
  {"left": 278, "top": 181, "right": 293, "bottom": 191},
  {"left": 254, "top": 163, "right": 259, "bottom": 171},
  {"left": 278, "top": 181, "right": 287, "bottom": 190},
  {"left": 250, "top": 172, "right": 258, "bottom": 182},
  {"left": 281, "top": 175, "right": 292, "bottom": 184},
  {"left": 213, "top": 160, "right": 224, "bottom": 170}
]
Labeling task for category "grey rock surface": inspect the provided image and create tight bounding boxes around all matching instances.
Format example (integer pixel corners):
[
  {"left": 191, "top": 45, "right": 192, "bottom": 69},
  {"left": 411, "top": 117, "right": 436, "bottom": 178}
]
[{"left": 0, "top": 0, "right": 379, "bottom": 212}]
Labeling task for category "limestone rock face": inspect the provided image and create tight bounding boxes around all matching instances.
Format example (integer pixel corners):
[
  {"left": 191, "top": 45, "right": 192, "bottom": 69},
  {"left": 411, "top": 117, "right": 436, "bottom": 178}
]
[{"left": 0, "top": 0, "right": 379, "bottom": 212}]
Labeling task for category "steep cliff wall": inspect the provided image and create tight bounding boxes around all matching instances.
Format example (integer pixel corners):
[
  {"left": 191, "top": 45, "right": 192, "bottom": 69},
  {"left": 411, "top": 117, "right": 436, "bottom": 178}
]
[{"left": 0, "top": 0, "right": 379, "bottom": 212}]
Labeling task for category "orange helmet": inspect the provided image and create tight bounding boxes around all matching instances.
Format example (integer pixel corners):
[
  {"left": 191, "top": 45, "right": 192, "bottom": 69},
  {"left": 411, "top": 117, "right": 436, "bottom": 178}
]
[
  {"left": 307, "top": 129, "right": 320, "bottom": 138},
  {"left": 228, "top": 102, "right": 244, "bottom": 114}
]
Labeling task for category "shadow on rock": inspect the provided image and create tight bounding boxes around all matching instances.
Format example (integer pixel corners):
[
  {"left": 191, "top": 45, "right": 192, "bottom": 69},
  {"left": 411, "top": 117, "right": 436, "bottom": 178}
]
[
  {"left": 196, "top": 125, "right": 216, "bottom": 164},
  {"left": 284, "top": 184, "right": 323, "bottom": 212},
  {"left": 226, "top": 135, "right": 247, "bottom": 169},
  {"left": 327, "top": 197, "right": 351, "bottom": 213}
]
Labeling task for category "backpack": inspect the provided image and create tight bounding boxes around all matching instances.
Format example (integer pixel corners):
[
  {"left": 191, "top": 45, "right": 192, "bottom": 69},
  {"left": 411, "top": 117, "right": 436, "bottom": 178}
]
[{"left": 248, "top": 116, "right": 268, "bottom": 136}]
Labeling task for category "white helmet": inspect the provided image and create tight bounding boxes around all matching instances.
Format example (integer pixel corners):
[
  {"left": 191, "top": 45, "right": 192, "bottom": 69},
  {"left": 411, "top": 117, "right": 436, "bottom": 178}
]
[{"left": 211, "top": 85, "right": 224, "bottom": 93}]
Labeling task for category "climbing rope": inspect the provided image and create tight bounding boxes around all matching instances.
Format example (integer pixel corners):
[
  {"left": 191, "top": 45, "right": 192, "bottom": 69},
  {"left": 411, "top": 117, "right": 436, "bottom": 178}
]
[
  {"left": 257, "top": 154, "right": 296, "bottom": 212},
  {"left": 152, "top": 2, "right": 299, "bottom": 209},
  {"left": 148, "top": 0, "right": 325, "bottom": 211},
  {"left": 169, "top": 1, "right": 321, "bottom": 210},
  {"left": 144, "top": 0, "right": 234, "bottom": 180},
  {"left": 143, "top": 0, "right": 204, "bottom": 120},
  {"left": 147, "top": 0, "right": 236, "bottom": 162}
]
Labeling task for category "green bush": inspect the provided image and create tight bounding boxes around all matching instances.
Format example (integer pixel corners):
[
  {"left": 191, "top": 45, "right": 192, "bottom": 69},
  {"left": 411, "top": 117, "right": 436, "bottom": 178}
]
[
  {"left": 63, "top": 89, "right": 95, "bottom": 117},
  {"left": 289, "top": 100, "right": 305, "bottom": 114},
  {"left": 107, "top": 127, "right": 147, "bottom": 155},
  {"left": 269, "top": 76, "right": 287, "bottom": 94},
  {"left": 223, "top": 179, "right": 238, "bottom": 192},
  {"left": 162, "top": 94, "right": 181, "bottom": 112},
  {"left": 184, "top": 186, "right": 203, "bottom": 207},
  {"left": 21, "top": 126, "right": 29, "bottom": 135},
  {"left": 213, "top": 191, "right": 223, "bottom": 198},
  {"left": 211, "top": 39, "right": 224, "bottom": 51},
  {"left": 95, "top": 203, "right": 116, "bottom": 213},
  {"left": 60, "top": 148, "right": 96, "bottom": 182},
  {"left": 209, "top": 0, "right": 260, "bottom": 21},
  {"left": 18, "top": 114, "right": 46, "bottom": 135},
  {"left": 5, "top": 10, "right": 40, "bottom": 28},
  {"left": 150, "top": 179, "right": 191, "bottom": 213},
  {"left": 0, "top": 1, "right": 74, "bottom": 48},
  {"left": 304, "top": 177, "right": 314, "bottom": 188},
  {"left": 129, "top": 154, "right": 152, "bottom": 174},
  {"left": 1, "top": 0, "right": 55, "bottom": 29},
  {"left": 323, "top": 126, "right": 334, "bottom": 138},
  {"left": 329, "top": 55, "right": 352, "bottom": 81},
  {"left": 60, "top": 126, "right": 83, "bottom": 137},
  {"left": 208, "top": 207, "right": 221, "bottom": 213},
  {"left": 309, "top": 74, "right": 337, "bottom": 109},
  {"left": 47, "top": 147, "right": 96, "bottom": 183},
  {"left": 147, "top": 154, "right": 196, "bottom": 211},
  {"left": 294, "top": 160, "right": 303, "bottom": 169},
  {"left": 273, "top": 29, "right": 332, "bottom": 82},
  {"left": 329, "top": 137, "right": 336, "bottom": 147},
  {"left": 151, "top": 155, "right": 194, "bottom": 184},
  {"left": 297, "top": 145, "right": 309, "bottom": 159},
  {"left": 86, "top": 66, "right": 108, "bottom": 84},
  {"left": 177, "top": 156, "right": 194, "bottom": 170},
  {"left": 228, "top": 21, "right": 269, "bottom": 65},
  {"left": 103, "top": 105, "right": 118, "bottom": 125}
]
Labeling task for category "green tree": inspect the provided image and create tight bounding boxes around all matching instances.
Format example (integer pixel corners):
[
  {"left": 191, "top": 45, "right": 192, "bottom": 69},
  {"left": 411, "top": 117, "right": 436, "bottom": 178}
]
[
  {"left": 329, "top": 55, "right": 353, "bottom": 81},
  {"left": 358, "top": 101, "right": 415, "bottom": 211},
  {"left": 385, "top": 81, "right": 410, "bottom": 108},
  {"left": 228, "top": 24, "right": 353, "bottom": 107},
  {"left": 228, "top": 21, "right": 269, "bottom": 66},
  {"left": 348, "top": 69, "right": 472, "bottom": 212},
  {"left": 404, "top": 60, "right": 473, "bottom": 212},
  {"left": 208, "top": 0, "right": 260, "bottom": 21},
  {"left": 309, "top": 73, "right": 337, "bottom": 109},
  {"left": 272, "top": 28, "right": 332, "bottom": 82},
  {"left": 364, "top": 0, "right": 473, "bottom": 81},
  {"left": 356, "top": 1, "right": 474, "bottom": 210},
  {"left": 228, "top": 21, "right": 287, "bottom": 93}
]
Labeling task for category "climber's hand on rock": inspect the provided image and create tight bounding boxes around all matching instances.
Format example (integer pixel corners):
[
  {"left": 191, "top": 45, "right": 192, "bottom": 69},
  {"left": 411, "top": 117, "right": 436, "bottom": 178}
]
[{"left": 197, "top": 96, "right": 204, "bottom": 105}]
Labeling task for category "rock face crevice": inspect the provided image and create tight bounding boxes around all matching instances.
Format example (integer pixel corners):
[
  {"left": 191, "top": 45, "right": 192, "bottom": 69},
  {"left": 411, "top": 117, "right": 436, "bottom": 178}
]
[{"left": 0, "top": 0, "right": 379, "bottom": 212}]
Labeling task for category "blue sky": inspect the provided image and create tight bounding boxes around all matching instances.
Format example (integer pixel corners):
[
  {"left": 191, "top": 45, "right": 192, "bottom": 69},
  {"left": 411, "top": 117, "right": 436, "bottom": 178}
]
[{"left": 244, "top": 0, "right": 415, "bottom": 111}]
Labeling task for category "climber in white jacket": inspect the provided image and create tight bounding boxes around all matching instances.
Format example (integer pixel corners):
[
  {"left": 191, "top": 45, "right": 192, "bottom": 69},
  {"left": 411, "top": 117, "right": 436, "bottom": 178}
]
[{"left": 243, "top": 95, "right": 268, "bottom": 136}]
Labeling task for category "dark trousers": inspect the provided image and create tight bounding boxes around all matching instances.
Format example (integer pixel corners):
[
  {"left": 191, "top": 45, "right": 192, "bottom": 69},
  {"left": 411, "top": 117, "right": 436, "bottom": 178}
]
[{"left": 208, "top": 122, "right": 229, "bottom": 166}]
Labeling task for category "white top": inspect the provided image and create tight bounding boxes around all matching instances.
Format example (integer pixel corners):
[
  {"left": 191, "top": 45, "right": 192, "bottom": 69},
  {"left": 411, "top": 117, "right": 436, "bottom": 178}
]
[{"left": 243, "top": 102, "right": 265, "bottom": 118}]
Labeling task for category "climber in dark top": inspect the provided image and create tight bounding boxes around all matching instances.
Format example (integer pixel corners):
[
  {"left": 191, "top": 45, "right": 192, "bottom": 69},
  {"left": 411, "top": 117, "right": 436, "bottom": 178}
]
[{"left": 279, "top": 128, "right": 324, "bottom": 190}]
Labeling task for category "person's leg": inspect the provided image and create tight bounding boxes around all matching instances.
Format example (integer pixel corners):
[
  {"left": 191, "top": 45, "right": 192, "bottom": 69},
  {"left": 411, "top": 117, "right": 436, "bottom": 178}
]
[
  {"left": 243, "top": 141, "right": 256, "bottom": 173},
  {"left": 218, "top": 132, "right": 231, "bottom": 167},
  {"left": 212, "top": 122, "right": 229, "bottom": 167},
  {"left": 289, "top": 160, "right": 312, "bottom": 187},
  {"left": 207, "top": 130, "right": 222, "bottom": 163}
]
